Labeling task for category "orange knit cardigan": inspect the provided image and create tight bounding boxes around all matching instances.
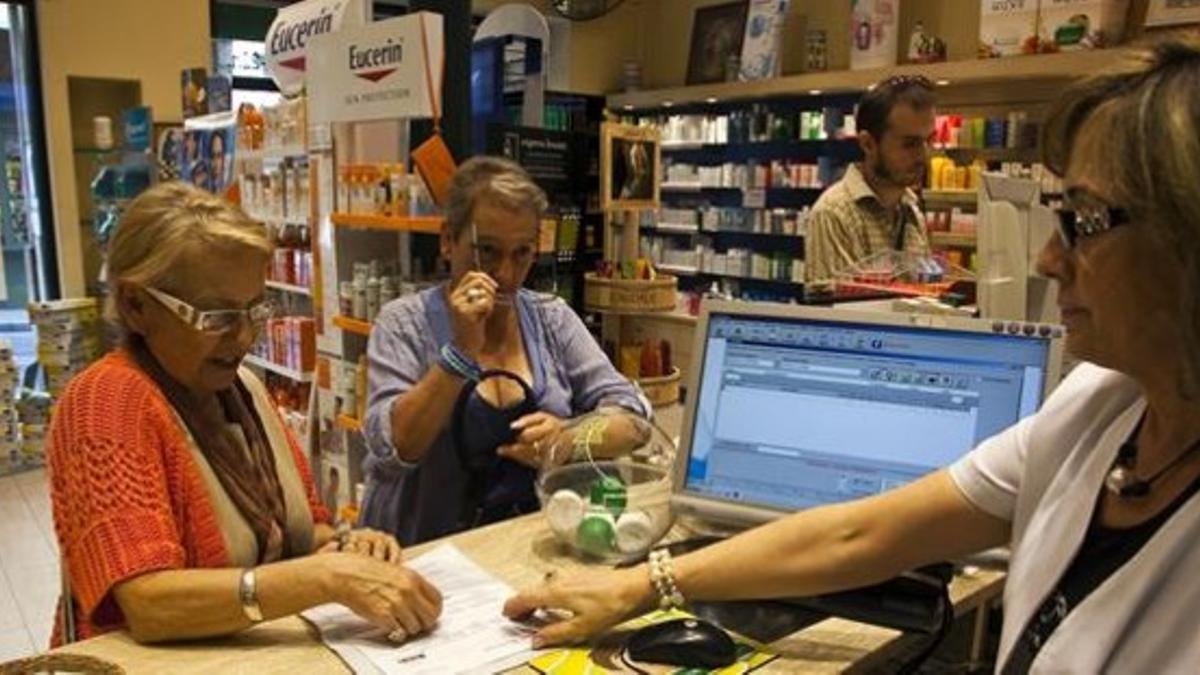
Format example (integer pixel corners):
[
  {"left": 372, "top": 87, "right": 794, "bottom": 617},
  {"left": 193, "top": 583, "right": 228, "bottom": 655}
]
[{"left": 46, "top": 350, "right": 329, "bottom": 645}]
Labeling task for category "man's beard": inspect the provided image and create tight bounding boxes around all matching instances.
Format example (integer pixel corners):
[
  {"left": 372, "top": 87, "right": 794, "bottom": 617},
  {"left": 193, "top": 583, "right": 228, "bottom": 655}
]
[{"left": 871, "top": 156, "right": 919, "bottom": 189}]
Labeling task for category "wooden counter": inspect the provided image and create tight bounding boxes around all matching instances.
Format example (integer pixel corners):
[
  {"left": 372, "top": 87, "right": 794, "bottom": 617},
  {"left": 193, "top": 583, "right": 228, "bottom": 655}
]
[{"left": 50, "top": 513, "right": 1004, "bottom": 674}]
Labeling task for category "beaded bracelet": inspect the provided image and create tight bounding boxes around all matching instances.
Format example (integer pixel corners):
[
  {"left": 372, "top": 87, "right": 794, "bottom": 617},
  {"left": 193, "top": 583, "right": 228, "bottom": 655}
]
[{"left": 648, "top": 548, "right": 686, "bottom": 610}]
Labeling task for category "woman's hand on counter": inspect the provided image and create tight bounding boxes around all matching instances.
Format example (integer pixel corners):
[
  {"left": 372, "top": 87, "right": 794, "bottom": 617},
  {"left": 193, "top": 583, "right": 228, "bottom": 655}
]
[
  {"left": 502, "top": 565, "right": 653, "bottom": 647},
  {"left": 321, "top": 553, "right": 443, "bottom": 638},
  {"left": 501, "top": 412, "right": 569, "bottom": 468},
  {"left": 319, "top": 528, "right": 404, "bottom": 564}
]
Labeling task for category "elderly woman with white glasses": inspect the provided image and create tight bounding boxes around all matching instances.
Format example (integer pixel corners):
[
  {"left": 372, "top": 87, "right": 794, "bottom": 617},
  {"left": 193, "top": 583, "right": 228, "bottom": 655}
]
[
  {"left": 46, "top": 182, "right": 441, "bottom": 647},
  {"left": 506, "top": 40, "right": 1200, "bottom": 673}
]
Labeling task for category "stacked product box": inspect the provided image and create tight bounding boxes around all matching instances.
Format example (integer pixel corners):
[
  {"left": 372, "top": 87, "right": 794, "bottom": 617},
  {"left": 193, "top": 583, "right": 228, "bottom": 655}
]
[
  {"left": 29, "top": 298, "right": 105, "bottom": 401},
  {"left": 21, "top": 299, "right": 105, "bottom": 472},
  {"left": 16, "top": 391, "right": 52, "bottom": 471},
  {"left": 0, "top": 341, "right": 19, "bottom": 474}
]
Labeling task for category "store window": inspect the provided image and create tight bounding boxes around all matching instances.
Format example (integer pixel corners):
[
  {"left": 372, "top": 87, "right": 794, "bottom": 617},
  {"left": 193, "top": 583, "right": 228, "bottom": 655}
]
[{"left": 0, "top": 2, "right": 57, "bottom": 374}]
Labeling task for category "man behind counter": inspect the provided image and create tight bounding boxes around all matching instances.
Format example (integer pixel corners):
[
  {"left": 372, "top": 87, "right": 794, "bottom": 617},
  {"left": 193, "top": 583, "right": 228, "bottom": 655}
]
[{"left": 805, "top": 75, "right": 937, "bottom": 288}]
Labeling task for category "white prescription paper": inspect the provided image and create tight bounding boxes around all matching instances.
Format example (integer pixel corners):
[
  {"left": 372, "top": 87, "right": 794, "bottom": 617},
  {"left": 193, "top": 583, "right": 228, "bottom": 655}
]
[{"left": 303, "top": 545, "right": 540, "bottom": 675}]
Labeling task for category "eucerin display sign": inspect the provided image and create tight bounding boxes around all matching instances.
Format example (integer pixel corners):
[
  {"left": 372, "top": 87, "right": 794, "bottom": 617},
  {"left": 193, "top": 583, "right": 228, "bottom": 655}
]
[
  {"left": 265, "top": 0, "right": 365, "bottom": 97},
  {"left": 307, "top": 12, "right": 444, "bottom": 124}
]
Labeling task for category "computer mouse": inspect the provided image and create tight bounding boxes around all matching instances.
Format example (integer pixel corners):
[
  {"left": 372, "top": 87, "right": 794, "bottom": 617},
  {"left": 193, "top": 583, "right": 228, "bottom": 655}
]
[{"left": 625, "top": 617, "right": 738, "bottom": 669}]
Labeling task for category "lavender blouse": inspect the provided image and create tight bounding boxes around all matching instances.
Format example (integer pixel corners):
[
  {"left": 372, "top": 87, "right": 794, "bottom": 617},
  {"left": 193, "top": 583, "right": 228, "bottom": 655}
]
[{"left": 358, "top": 285, "right": 648, "bottom": 544}]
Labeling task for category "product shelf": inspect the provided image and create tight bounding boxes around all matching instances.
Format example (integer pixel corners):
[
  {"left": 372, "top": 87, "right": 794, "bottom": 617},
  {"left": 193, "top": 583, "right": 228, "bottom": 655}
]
[
  {"left": 609, "top": 48, "right": 1136, "bottom": 110},
  {"left": 337, "top": 414, "right": 363, "bottom": 433},
  {"left": 333, "top": 315, "right": 372, "bottom": 337},
  {"left": 265, "top": 280, "right": 312, "bottom": 296},
  {"left": 644, "top": 224, "right": 803, "bottom": 239},
  {"left": 243, "top": 354, "right": 314, "bottom": 383},
  {"left": 930, "top": 231, "right": 977, "bottom": 248},
  {"left": 656, "top": 266, "right": 804, "bottom": 287},
  {"left": 923, "top": 190, "right": 977, "bottom": 207},
  {"left": 330, "top": 213, "right": 444, "bottom": 234},
  {"left": 238, "top": 145, "right": 308, "bottom": 162}
]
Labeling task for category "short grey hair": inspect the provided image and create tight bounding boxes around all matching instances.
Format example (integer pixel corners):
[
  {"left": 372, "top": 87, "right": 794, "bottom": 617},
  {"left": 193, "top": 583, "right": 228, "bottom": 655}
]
[{"left": 444, "top": 155, "right": 548, "bottom": 240}]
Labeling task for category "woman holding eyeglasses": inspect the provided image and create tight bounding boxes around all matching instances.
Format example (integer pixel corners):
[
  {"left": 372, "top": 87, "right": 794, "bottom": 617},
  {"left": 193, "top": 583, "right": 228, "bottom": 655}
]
[
  {"left": 358, "top": 156, "right": 650, "bottom": 545},
  {"left": 505, "top": 40, "right": 1200, "bottom": 672},
  {"left": 47, "top": 182, "right": 441, "bottom": 646}
]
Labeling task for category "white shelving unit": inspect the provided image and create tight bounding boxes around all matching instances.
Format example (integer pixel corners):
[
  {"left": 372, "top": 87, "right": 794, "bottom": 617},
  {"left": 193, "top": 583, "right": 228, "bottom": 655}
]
[
  {"left": 265, "top": 279, "right": 312, "bottom": 296},
  {"left": 238, "top": 144, "right": 308, "bottom": 162},
  {"left": 243, "top": 354, "right": 313, "bottom": 383}
]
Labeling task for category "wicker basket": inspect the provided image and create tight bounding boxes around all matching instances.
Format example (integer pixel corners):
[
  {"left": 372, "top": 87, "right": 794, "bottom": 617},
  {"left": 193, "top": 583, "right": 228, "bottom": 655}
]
[
  {"left": 638, "top": 367, "right": 681, "bottom": 408},
  {"left": 583, "top": 273, "right": 677, "bottom": 313},
  {"left": 0, "top": 653, "right": 124, "bottom": 675}
]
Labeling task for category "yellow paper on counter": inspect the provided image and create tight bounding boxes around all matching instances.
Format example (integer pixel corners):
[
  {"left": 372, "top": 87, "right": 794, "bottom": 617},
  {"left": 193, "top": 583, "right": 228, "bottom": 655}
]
[{"left": 527, "top": 609, "right": 777, "bottom": 675}]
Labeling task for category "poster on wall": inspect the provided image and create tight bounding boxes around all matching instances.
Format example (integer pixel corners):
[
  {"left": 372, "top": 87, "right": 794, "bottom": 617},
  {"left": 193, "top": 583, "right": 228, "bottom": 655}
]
[
  {"left": 600, "top": 122, "right": 660, "bottom": 211},
  {"left": 265, "top": 0, "right": 367, "bottom": 98},
  {"left": 740, "top": 0, "right": 791, "bottom": 81},
  {"left": 182, "top": 112, "right": 237, "bottom": 195},
  {"left": 850, "top": 0, "right": 899, "bottom": 70},
  {"left": 686, "top": 1, "right": 748, "bottom": 85},
  {"left": 156, "top": 125, "right": 184, "bottom": 181},
  {"left": 306, "top": 12, "right": 445, "bottom": 124}
]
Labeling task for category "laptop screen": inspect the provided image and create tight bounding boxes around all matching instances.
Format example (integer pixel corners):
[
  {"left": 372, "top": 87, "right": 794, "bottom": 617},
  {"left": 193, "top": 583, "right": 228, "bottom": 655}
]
[{"left": 683, "top": 311, "right": 1054, "bottom": 513}]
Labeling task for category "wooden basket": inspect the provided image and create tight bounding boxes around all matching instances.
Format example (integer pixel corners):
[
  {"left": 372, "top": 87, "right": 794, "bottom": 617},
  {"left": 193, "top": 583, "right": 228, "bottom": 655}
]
[
  {"left": 584, "top": 273, "right": 677, "bottom": 313},
  {"left": 638, "top": 367, "right": 681, "bottom": 408}
]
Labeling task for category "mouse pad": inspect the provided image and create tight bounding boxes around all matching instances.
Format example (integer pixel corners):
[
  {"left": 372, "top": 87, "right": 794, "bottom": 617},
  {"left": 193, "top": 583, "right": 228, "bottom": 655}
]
[{"left": 527, "top": 609, "right": 778, "bottom": 674}]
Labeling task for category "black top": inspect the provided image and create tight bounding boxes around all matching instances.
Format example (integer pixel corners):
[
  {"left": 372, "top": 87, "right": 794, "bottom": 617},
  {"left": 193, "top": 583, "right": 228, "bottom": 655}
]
[{"left": 1001, "top": 472, "right": 1200, "bottom": 674}]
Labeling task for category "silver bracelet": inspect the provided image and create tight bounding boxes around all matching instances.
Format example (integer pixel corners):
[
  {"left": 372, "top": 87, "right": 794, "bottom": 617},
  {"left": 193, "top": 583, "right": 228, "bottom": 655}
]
[
  {"left": 647, "top": 549, "right": 686, "bottom": 610},
  {"left": 239, "top": 568, "right": 264, "bottom": 623}
]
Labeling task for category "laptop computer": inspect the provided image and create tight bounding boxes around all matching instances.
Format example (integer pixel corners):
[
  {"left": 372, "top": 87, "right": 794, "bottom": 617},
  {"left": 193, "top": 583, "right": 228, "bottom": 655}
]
[{"left": 671, "top": 300, "right": 1065, "bottom": 528}]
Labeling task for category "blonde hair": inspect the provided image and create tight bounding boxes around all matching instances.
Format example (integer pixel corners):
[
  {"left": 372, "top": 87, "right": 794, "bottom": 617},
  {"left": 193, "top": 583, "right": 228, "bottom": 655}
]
[
  {"left": 105, "top": 181, "right": 272, "bottom": 328},
  {"left": 444, "top": 155, "right": 548, "bottom": 240},
  {"left": 1042, "top": 37, "right": 1200, "bottom": 395}
]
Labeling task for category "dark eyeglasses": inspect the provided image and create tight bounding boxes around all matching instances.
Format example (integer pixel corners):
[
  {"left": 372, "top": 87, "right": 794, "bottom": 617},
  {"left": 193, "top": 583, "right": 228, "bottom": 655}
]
[{"left": 1054, "top": 205, "right": 1131, "bottom": 249}]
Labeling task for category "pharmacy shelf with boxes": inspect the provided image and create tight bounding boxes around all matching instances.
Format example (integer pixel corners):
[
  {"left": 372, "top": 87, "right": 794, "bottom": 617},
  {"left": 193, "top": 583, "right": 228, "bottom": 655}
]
[
  {"left": 234, "top": 97, "right": 318, "bottom": 455},
  {"left": 921, "top": 110, "right": 1067, "bottom": 272},
  {"left": 305, "top": 126, "right": 447, "bottom": 526},
  {"left": 629, "top": 102, "right": 860, "bottom": 307}
]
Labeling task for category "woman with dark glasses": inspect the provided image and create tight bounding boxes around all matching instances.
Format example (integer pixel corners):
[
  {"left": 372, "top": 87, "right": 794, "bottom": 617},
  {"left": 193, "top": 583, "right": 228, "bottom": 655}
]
[
  {"left": 506, "top": 39, "right": 1200, "bottom": 673},
  {"left": 47, "top": 182, "right": 441, "bottom": 646}
]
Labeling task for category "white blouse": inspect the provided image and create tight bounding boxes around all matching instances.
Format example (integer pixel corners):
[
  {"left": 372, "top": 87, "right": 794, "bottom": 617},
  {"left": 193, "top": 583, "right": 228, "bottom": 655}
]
[{"left": 950, "top": 362, "right": 1200, "bottom": 673}]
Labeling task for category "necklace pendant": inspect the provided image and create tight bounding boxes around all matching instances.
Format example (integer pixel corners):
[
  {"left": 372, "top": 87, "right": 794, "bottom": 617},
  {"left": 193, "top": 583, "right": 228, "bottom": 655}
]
[{"left": 1105, "top": 465, "right": 1149, "bottom": 498}]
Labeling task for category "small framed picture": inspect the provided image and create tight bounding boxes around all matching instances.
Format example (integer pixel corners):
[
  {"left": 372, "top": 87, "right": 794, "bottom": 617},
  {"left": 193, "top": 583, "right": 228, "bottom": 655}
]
[
  {"left": 600, "top": 122, "right": 661, "bottom": 211},
  {"left": 1144, "top": 0, "right": 1200, "bottom": 27},
  {"left": 686, "top": 1, "right": 749, "bottom": 85}
]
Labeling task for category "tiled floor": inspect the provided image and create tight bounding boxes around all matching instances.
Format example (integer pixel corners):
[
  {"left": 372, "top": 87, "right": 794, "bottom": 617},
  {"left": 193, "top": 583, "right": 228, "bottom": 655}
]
[{"left": 0, "top": 467, "right": 58, "bottom": 663}]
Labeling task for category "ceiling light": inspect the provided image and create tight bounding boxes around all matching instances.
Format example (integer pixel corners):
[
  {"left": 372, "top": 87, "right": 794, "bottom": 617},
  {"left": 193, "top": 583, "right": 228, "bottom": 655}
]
[
  {"left": 663, "top": 101, "right": 674, "bottom": 108},
  {"left": 808, "top": 89, "right": 822, "bottom": 96},
  {"left": 705, "top": 97, "right": 718, "bottom": 104},
  {"left": 936, "top": 79, "right": 951, "bottom": 87},
  {"left": 623, "top": 104, "right": 633, "bottom": 111}
]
